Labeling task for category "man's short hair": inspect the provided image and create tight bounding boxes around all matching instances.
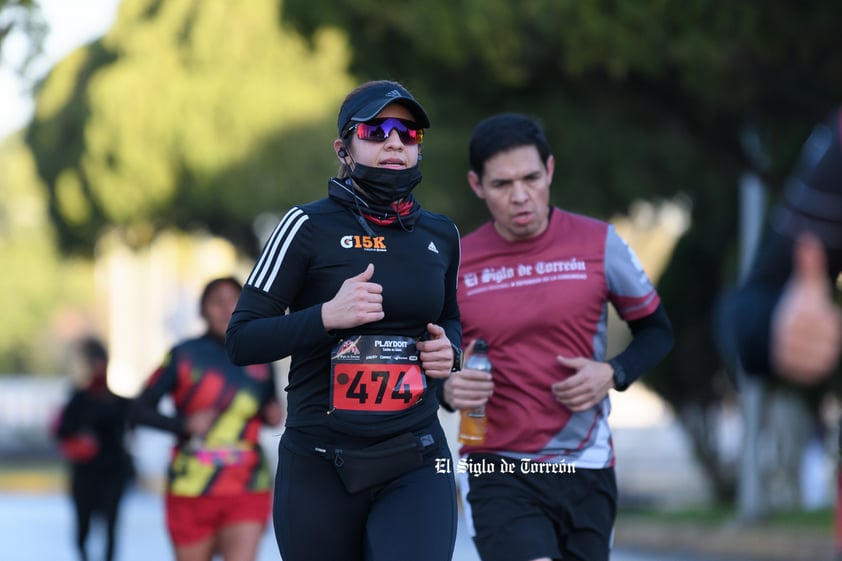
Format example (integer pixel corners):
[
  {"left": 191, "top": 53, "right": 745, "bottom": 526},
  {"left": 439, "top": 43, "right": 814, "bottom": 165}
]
[{"left": 468, "top": 113, "right": 552, "bottom": 177}]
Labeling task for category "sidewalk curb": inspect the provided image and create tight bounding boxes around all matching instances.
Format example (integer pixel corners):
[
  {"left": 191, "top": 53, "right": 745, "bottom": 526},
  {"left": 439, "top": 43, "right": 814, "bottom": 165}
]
[{"left": 614, "top": 519, "right": 835, "bottom": 561}]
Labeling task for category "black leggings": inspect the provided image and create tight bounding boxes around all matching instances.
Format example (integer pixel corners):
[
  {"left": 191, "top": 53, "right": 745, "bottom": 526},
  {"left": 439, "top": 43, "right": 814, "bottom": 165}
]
[
  {"left": 274, "top": 427, "right": 457, "bottom": 561},
  {"left": 71, "top": 468, "right": 126, "bottom": 561}
]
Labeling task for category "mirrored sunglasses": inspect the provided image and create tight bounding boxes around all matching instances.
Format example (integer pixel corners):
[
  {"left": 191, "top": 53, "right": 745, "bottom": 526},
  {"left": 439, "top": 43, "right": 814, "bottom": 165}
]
[{"left": 346, "top": 117, "right": 424, "bottom": 145}]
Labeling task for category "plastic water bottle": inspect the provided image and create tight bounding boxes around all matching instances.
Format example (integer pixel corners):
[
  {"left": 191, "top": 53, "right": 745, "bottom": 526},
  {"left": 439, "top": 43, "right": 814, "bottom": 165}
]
[{"left": 458, "top": 339, "right": 491, "bottom": 444}]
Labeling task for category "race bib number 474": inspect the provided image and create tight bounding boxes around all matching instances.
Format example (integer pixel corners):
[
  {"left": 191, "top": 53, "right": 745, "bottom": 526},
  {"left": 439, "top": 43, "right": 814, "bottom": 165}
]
[{"left": 330, "top": 335, "right": 426, "bottom": 413}]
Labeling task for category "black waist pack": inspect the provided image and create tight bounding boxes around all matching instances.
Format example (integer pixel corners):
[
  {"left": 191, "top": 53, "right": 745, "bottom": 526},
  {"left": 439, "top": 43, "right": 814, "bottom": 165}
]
[{"left": 328, "top": 433, "right": 423, "bottom": 494}]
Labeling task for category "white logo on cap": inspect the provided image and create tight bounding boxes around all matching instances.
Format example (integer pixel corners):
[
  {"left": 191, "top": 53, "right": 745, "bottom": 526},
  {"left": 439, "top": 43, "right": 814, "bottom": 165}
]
[{"left": 385, "top": 90, "right": 402, "bottom": 98}]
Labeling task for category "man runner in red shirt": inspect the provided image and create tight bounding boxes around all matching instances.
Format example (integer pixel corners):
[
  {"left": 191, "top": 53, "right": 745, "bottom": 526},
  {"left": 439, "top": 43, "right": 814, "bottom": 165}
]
[{"left": 442, "top": 113, "right": 674, "bottom": 561}]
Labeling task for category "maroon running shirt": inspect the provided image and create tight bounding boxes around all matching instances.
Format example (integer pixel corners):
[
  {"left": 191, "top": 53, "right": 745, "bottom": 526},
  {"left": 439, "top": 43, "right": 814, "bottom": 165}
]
[{"left": 457, "top": 208, "right": 660, "bottom": 468}]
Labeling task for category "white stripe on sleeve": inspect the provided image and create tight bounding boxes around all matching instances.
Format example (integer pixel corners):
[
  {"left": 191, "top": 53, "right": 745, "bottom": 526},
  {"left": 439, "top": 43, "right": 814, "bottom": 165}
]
[{"left": 247, "top": 208, "right": 309, "bottom": 292}]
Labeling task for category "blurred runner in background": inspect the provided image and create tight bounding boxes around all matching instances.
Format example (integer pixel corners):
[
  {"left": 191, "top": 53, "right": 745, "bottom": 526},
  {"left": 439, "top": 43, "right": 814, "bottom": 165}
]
[{"left": 54, "top": 337, "right": 134, "bottom": 561}]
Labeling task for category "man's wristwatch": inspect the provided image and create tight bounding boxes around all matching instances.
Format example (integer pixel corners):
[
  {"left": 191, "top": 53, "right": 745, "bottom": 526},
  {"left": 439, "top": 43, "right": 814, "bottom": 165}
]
[
  {"left": 451, "top": 344, "right": 463, "bottom": 372},
  {"left": 609, "top": 359, "right": 629, "bottom": 391}
]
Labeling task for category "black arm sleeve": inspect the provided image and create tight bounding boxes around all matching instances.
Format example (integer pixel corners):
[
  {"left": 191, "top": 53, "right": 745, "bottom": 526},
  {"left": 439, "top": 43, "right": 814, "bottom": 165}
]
[
  {"left": 226, "top": 287, "right": 334, "bottom": 366},
  {"left": 224, "top": 211, "right": 338, "bottom": 366},
  {"left": 129, "top": 390, "right": 187, "bottom": 436},
  {"left": 727, "top": 229, "right": 795, "bottom": 376},
  {"left": 127, "top": 355, "right": 187, "bottom": 436},
  {"left": 610, "top": 303, "right": 674, "bottom": 388},
  {"left": 431, "top": 224, "right": 462, "bottom": 413},
  {"left": 434, "top": 377, "right": 456, "bottom": 413}
]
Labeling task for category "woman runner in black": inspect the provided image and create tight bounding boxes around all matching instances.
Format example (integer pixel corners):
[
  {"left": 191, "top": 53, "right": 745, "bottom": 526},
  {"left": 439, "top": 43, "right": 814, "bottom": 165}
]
[{"left": 225, "top": 80, "right": 461, "bottom": 561}]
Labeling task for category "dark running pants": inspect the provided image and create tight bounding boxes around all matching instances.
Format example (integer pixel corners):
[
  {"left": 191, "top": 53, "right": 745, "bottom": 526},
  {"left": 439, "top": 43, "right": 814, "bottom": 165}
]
[
  {"left": 274, "top": 427, "right": 457, "bottom": 561},
  {"left": 462, "top": 454, "right": 617, "bottom": 561},
  {"left": 71, "top": 468, "right": 126, "bottom": 561}
]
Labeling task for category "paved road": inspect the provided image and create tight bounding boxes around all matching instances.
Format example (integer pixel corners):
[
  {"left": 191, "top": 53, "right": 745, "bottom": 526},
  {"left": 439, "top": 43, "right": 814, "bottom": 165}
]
[{"left": 0, "top": 490, "right": 736, "bottom": 561}]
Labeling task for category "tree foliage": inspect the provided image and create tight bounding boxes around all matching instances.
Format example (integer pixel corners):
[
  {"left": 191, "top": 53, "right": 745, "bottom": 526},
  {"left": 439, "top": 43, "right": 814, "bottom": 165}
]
[
  {"left": 285, "top": 0, "right": 842, "bottom": 173},
  {"left": 27, "top": 0, "right": 353, "bottom": 256},
  {"left": 0, "top": 0, "right": 46, "bottom": 72},
  {"left": 0, "top": 133, "right": 94, "bottom": 373}
]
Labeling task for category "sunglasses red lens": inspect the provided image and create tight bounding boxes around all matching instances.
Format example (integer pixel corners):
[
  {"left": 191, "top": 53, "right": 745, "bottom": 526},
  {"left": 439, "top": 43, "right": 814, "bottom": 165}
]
[{"left": 354, "top": 118, "right": 424, "bottom": 145}]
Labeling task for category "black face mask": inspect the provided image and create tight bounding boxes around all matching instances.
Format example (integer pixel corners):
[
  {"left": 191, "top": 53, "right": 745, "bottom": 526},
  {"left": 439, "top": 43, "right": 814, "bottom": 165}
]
[{"left": 349, "top": 162, "right": 422, "bottom": 205}]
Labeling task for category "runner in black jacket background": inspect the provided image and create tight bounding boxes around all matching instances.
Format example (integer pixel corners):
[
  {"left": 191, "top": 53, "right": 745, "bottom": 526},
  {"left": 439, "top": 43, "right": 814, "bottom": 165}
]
[
  {"left": 728, "top": 105, "right": 842, "bottom": 382},
  {"left": 54, "top": 337, "right": 133, "bottom": 561},
  {"left": 724, "top": 105, "right": 842, "bottom": 556}
]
